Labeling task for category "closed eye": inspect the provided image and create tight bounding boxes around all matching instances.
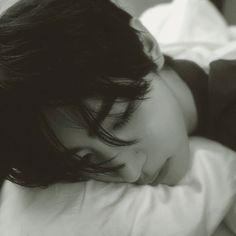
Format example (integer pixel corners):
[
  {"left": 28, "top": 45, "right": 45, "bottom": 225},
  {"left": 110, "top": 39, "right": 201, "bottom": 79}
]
[
  {"left": 112, "top": 102, "right": 138, "bottom": 131},
  {"left": 112, "top": 113, "right": 132, "bottom": 130}
]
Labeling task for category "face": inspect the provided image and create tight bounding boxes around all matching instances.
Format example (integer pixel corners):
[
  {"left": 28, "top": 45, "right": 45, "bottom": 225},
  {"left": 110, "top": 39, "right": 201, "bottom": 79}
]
[
  {"left": 45, "top": 70, "right": 190, "bottom": 186},
  {"left": 44, "top": 19, "right": 190, "bottom": 186}
]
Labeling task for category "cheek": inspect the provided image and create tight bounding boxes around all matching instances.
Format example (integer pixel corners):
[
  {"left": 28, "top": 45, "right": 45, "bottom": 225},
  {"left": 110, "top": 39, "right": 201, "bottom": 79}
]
[
  {"left": 147, "top": 98, "right": 185, "bottom": 136},
  {"left": 142, "top": 93, "right": 188, "bottom": 159},
  {"left": 142, "top": 111, "right": 189, "bottom": 177},
  {"left": 158, "top": 109, "right": 188, "bottom": 156}
]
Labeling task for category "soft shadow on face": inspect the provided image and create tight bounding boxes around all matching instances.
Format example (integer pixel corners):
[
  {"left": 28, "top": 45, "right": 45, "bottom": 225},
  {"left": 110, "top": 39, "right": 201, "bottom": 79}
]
[
  {"left": 44, "top": 70, "right": 191, "bottom": 186},
  {"left": 44, "top": 18, "right": 192, "bottom": 186}
]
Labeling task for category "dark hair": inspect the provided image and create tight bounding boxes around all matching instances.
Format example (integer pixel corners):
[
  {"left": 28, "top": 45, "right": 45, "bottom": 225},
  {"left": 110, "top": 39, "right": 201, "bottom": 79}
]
[{"left": 0, "top": 0, "right": 158, "bottom": 187}]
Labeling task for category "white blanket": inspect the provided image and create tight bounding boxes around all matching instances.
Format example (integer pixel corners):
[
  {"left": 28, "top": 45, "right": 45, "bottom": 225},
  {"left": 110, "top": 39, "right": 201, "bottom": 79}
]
[
  {"left": 140, "top": 0, "right": 236, "bottom": 72},
  {"left": 1, "top": 138, "right": 236, "bottom": 236},
  {"left": 1, "top": 1, "right": 236, "bottom": 235}
]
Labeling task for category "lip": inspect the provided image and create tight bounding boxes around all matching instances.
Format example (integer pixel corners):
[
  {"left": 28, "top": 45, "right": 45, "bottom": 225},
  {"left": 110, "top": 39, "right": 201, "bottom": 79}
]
[{"left": 136, "top": 158, "right": 171, "bottom": 185}]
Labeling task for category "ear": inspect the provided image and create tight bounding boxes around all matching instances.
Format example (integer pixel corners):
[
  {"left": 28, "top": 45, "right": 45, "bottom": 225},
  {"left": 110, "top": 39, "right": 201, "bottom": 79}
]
[{"left": 130, "top": 18, "right": 164, "bottom": 70}]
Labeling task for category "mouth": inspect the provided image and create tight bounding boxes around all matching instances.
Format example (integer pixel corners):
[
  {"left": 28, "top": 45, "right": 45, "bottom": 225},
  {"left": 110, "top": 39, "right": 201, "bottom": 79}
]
[{"left": 136, "top": 158, "right": 171, "bottom": 185}]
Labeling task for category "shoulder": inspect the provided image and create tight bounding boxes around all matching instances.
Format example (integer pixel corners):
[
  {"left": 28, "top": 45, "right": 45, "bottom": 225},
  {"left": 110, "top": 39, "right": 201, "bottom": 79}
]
[
  {"left": 164, "top": 55, "right": 208, "bottom": 83},
  {"left": 164, "top": 56, "right": 208, "bottom": 135}
]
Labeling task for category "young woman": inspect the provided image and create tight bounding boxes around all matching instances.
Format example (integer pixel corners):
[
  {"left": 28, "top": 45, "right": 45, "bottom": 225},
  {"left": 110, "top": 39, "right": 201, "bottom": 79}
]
[
  {"left": 1, "top": 1, "right": 236, "bottom": 235},
  {"left": 1, "top": 0, "right": 235, "bottom": 189}
]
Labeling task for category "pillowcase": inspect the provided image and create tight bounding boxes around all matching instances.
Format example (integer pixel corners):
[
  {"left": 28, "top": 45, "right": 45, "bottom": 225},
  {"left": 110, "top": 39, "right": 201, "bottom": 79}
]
[{"left": 1, "top": 137, "right": 236, "bottom": 236}]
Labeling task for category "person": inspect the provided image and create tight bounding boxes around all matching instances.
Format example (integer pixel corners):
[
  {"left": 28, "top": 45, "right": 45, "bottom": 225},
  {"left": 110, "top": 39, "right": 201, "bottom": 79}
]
[
  {"left": 1, "top": 0, "right": 235, "bottom": 187},
  {"left": 0, "top": 0, "right": 196, "bottom": 187},
  {"left": 0, "top": 0, "right": 236, "bottom": 235}
]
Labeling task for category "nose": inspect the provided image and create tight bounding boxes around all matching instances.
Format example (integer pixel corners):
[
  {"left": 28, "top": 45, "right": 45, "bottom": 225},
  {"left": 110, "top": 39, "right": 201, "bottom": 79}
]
[{"left": 110, "top": 149, "right": 147, "bottom": 183}]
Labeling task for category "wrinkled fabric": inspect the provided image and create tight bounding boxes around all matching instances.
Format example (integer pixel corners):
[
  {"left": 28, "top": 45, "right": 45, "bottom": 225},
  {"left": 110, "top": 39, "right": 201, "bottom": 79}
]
[
  {"left": 140, "top": 0, "right": 236, "bottom": 71},
  {"left": 1, "top": 138, "right": 236, "bottom": 236}
]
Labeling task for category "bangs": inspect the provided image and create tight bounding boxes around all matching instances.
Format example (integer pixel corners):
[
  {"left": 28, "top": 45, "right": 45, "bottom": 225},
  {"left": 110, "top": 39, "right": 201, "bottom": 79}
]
[
  {"left": 47, "top": 98, "right": 139, "bottom": 147},
  {"left": 0, "top": 0, "right": 160, "bottom": 186}
]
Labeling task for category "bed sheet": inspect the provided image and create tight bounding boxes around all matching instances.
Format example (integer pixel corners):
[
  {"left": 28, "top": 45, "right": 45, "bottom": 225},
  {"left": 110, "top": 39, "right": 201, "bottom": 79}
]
[
  {"left": 1, "top": 1, "right": 236, "bottom": 235},
  {"left": 140, "top": 0, "right": 236, "bottom": 72},
  {"left": 1, "top": 138, "right": 236, "bottom": 236}
]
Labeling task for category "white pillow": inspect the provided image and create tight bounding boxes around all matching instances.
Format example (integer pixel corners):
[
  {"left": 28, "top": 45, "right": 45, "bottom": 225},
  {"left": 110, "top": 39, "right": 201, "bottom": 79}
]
[{"left": 1, "top": 138, "right": 236, "bottom": 236}]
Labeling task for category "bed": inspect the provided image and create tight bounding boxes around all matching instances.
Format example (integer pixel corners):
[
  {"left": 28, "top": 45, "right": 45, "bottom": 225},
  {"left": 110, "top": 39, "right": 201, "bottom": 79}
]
[
  {"left": 1, "top": 0, "right": 236, "bottom": 236},
  {"left": 140, "top": 0, "right": 236, "bottom": 72}
]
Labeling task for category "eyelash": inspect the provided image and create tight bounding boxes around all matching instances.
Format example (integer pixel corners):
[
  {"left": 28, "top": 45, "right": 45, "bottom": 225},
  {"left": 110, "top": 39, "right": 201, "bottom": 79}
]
[{"left": 112, "top": 114, "right": 132, "bottom": 130}]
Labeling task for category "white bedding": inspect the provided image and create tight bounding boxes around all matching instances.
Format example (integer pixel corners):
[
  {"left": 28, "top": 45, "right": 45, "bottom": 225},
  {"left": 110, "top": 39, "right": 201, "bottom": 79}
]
[
  {"left": 1, "top": 0, "right": 236, "bottom": 235},
  {"left": 1, "top": 138, "right": 236, "bottom": 236},
  {"left": 140, "top": 0, "right": 236, "bottom": 72}
]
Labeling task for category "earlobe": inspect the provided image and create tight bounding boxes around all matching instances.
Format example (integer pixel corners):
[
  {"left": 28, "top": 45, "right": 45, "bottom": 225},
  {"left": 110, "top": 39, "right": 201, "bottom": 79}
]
[{"left": 130, "top": 18, "right": 164, "bottom": 70}]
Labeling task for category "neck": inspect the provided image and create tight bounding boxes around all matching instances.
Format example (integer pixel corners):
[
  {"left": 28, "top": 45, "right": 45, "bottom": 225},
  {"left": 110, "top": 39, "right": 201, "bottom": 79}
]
[{"left": 160, "top": 66, "right": 198, "bottom": 134}]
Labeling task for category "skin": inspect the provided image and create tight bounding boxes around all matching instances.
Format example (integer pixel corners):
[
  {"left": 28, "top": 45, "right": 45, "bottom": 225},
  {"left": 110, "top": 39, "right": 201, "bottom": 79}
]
[{"left": 45, "top": 19, "right": 198, "bottom": 186}]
